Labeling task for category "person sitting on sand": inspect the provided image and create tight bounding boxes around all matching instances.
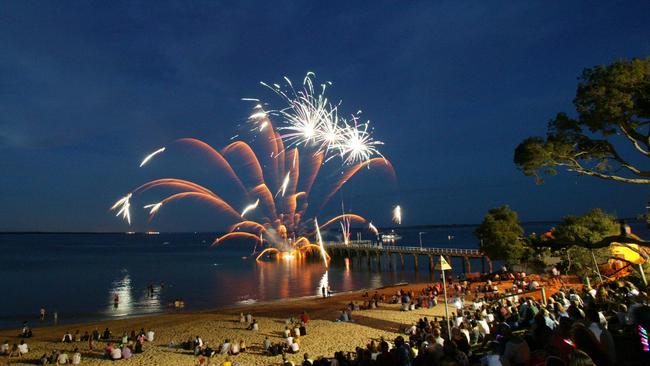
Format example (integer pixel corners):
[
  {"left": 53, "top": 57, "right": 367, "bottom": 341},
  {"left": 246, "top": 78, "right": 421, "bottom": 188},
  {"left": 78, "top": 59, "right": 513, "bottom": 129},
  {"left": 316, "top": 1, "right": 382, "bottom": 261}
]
[
  {"left": 38, "top": 353, "right": 48, "bottom": 365},
  {"left": 134, "top": 339, "right": 144, "bottom": 353},
  {"left": 17, "top": 340, "right": 29, "bottom": 355},
  {"left": 146, "top": 329, "right": 155, "bottom": 342},
  {"left": 220, "top": 339, "right": 231, "bottom": 354},
  {"left": 238, "top": 339, "right": 246, "bottom": 352},
  {"left": 302, "top": 353, "right": 313, "bottom": 366},
  {"left": 405, "top": 322, "right": 417, "bottom": 336},
  {"left": 72, "top": 348, "right": 81, "bottom": 365},
  {"left": 289, "top": 340, "right": 300, "bottom": 354},
  {"left": 122, "top": 344, "right": 132, "bottom": 359},
  {"left": 194, "top": 336, "right": 204, "bottom": 348},
  {"left": 248, "top": 319, "right": 259, "bottom": 331},
  {"left": 282, "top": 354, "right": 295, "bottom": 366},
  {"left": 105, "top": 343, "right": 114, "bottom": 359},
  {"left": 102, "top": 327, "right": 111, "bottom": 340},
  {"left": 0, "top": 340, "right": 9, "bottom": 355},
  {"left": 56, "top": 350, "right": 69, "bottom": 364},
  {"left": 110, "top": 345, "right": 122, "bottom": 360},
  {"left": 8, "top": 344, "right": 20, "bottom": 358},
  {"left": 202, "top": 343, "right": 215, "bottom": 357},
  {"left": 230, "top": 339, "right": 240, "bottom": 355},
  {"left": 338, "top": 310, "right": 349, "bottom": 322},
  {"left": 263, "top": 337, "right": 272, "bottom": 353},
  {"left": 300, "top": 311, "right": 310, "bottom": 324}
]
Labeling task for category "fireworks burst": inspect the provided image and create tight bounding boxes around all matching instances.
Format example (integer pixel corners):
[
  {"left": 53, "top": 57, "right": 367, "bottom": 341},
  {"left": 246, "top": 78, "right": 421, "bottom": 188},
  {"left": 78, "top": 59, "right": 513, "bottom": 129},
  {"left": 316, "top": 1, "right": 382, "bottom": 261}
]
[
  {"left": 393, "top": 205, "right": 402, "bottom": 225},
  {"left": 261, "top": 73, "right": 384, "bottom": 165},
  {"left": 110, "top": 74, "right": 397, "bottom": 264}
]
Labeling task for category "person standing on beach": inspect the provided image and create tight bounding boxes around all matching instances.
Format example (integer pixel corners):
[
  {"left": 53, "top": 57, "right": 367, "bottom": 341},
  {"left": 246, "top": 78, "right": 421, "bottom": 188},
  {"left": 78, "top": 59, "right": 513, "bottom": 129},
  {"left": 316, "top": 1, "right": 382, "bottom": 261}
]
[
  {"left": 321, "top": 286, "right": 326, "bottom": 298},
  {"left": 39, "top": 307, "right": 46, "bottom": 321}
]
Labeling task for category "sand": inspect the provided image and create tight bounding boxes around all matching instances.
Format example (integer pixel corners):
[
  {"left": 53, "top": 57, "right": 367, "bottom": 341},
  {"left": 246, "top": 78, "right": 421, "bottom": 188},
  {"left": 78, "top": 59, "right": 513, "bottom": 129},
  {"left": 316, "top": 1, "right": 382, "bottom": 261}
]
[
  {"left": 0, "top": 283, "right": 448, "bottom": 366},
  {"left": 0, "top": 275, "right": 579, "bottom": 366}
]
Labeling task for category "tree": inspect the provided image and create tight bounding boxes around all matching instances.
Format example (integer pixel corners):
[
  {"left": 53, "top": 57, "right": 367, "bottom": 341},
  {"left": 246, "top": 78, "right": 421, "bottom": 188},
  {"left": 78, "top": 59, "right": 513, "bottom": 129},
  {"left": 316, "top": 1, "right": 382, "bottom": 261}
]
[
  {"left": 475, "top": 205, "right": 528, "bottom": 264},
  {"left": 514, "top": 57, "right": 650, "bottom": 185},
  {"left": 553, "top": 208, "right": 619, "bottom": 246},
  {"left": 552, "top": 209, "right": 619, "bottom": 277}
]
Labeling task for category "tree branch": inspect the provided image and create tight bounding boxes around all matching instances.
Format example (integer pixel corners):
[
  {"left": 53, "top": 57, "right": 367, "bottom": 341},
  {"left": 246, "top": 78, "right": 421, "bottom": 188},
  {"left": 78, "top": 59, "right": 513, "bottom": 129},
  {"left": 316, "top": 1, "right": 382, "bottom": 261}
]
[
  {"left": 564, "top": 158, "right": 650, "bottom": 184},
  {"left": 619, "top": 122, "right": 650, "bottom": 157}
]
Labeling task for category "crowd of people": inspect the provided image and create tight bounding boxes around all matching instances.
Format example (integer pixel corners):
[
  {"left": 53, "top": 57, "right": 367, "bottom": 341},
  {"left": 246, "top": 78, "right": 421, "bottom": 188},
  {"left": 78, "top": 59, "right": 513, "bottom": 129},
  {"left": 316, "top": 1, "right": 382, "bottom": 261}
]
[
  {"left": 296, "top": 272, "right": 650, "bottom": 366},
  {"left": 3, "top": 272, "right": 649, "bottom": 365},
  {"left": 0, "top": 324, "right": 155, "bottom": 364}
]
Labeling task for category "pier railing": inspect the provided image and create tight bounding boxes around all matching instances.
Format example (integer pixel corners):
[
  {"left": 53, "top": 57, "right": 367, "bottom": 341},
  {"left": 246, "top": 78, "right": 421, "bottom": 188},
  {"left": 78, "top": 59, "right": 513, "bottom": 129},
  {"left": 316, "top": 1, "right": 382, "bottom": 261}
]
[{"left": 323, "top": 241, "right": 483, "bottom": 256}]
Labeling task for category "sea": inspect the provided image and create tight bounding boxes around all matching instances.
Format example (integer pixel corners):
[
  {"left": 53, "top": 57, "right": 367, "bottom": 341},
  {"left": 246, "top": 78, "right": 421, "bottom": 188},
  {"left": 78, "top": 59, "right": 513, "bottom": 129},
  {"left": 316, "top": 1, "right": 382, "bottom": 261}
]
[{"left": 1, "top": 222, "right": 646, "bottom": 329}]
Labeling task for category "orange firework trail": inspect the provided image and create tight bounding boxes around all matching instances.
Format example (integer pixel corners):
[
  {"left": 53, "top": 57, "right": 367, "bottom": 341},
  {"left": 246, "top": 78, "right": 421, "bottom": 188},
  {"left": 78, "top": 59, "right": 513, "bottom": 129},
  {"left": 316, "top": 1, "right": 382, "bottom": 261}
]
[{"left": 110, "top": 73, "right": 396, "bottom": 265}]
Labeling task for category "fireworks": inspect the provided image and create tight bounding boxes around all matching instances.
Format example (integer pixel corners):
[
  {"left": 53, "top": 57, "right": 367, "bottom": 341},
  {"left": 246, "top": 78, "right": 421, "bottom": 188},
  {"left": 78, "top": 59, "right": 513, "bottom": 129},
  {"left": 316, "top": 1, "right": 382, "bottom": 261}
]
[
  {"left": 337, "top": 117, "right": 384, "bottom": 165},
  {"left": 241, "top": 199, "right": 260, "bottom": 218},
  {"left": 314, "top": 218, "right": 328, "bottom": 267},
  {"left": 110, "top": 73, "right": 397, "bottom": 264},
  {"left": 111, "top": 193, "right": 132, "bottom": 225},
  {"left": 368, "top": 222, "right": 379, "bottom": 236},
  {"left": 139, "top": 147, "right": 165, "bottom": 167},
  {"left": 393, "top": 205, "right": 402, "bottom": 225},
  {"left": 262, "top": 73, "right": 384, "bottom": 165},
  {"left": 144, "top": 202, "right": 162, "bottom": 215}
]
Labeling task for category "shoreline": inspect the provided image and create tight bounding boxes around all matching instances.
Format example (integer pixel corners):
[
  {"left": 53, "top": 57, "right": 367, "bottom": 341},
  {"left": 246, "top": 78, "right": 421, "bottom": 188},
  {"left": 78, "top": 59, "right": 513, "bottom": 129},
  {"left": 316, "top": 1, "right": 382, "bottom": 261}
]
[
  {"left": 0, "top": 282, "right": 410, "bottom": 337},
  {"left": 0, "top": 282, "right": 409, "bottom": 332},
  {"left": 0, "top": 281, "right": 445, "bottom": 365}
]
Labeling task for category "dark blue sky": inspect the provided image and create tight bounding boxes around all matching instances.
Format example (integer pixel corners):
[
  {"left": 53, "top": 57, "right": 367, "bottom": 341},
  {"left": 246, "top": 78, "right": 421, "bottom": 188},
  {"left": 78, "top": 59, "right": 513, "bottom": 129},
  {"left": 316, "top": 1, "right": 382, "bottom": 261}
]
[{"left": 1, "top": 1, "right": 650, "bottom": 232}]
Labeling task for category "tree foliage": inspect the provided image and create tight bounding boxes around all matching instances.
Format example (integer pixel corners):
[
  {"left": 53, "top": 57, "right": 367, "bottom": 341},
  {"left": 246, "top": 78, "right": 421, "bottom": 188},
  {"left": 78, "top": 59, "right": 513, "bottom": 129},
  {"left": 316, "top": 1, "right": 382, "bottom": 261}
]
[
  {"left": 553, "top": 208, "right": 619, "bottom": 277},
  {"left": 514, "top": 57, "right": 650, "bottom": 185},
  {"left": 553, "top": 208, "right": 620, "bottom": 247},
  {"left": 475, "top": 205, "right": 528, "bottom": 264}
]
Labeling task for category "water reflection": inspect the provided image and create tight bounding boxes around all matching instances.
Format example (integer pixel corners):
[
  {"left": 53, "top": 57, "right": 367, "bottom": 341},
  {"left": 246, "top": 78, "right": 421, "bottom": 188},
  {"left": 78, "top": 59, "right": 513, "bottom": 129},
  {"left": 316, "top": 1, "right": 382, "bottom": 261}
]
[
  {"left": 104, "top": 270, "right": 162, "bottom": 317},
  {"left": 106, "top": 272, "right": 133, "bottom": 317}
]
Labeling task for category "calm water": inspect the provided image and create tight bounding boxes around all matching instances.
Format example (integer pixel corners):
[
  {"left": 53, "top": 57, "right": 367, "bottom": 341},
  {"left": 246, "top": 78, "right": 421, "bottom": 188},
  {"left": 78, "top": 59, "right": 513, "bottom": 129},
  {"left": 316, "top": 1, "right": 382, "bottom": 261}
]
[{"left": 1, "top": 222, "right": 645, "bottom": 329}]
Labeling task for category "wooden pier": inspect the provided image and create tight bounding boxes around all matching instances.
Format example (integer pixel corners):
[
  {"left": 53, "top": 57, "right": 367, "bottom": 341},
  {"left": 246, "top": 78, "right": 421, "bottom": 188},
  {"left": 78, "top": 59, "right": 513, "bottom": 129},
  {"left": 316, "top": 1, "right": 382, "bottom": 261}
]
[{"left": 323, "top": 241, "right": 491, "bottom": 274}]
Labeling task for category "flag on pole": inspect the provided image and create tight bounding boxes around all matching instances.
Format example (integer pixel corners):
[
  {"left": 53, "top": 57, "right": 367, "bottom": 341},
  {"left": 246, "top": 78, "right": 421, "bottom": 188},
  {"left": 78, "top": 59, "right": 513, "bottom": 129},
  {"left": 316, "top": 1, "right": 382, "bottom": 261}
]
[{"left": 436, "top": 255, "right": 451, "bottom": 270}]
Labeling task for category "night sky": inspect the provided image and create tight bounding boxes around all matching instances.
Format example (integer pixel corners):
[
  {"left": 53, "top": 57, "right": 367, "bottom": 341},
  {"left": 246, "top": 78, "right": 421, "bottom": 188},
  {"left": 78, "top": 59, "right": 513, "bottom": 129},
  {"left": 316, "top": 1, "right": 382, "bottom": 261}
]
[{"left": 2, "top": 1, "right": 650, "bottom": 232}]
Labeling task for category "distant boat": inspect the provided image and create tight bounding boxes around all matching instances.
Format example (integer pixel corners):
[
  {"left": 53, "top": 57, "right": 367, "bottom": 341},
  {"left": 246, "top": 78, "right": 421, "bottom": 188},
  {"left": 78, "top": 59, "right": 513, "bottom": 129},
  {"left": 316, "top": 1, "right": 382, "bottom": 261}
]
[
  {"left": 162, "top": 241, "right": 170, "bottom": 245},
  {"left": 381, "top": 230, "right": 401, "bottom": 243}
]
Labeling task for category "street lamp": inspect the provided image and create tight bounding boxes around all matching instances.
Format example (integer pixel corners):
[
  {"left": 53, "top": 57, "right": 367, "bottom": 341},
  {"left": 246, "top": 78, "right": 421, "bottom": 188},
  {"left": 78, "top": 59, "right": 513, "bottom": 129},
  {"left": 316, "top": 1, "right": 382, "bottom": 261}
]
[{"left": 419, "top": 232, "right": 426, "bottom": 249}]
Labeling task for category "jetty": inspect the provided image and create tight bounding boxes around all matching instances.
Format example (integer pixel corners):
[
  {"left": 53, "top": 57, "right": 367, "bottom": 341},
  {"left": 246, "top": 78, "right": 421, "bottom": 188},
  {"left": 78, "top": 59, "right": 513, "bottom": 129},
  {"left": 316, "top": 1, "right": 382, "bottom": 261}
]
[{"left": 323, "top": 241, "right": 491, "bottom": 274}]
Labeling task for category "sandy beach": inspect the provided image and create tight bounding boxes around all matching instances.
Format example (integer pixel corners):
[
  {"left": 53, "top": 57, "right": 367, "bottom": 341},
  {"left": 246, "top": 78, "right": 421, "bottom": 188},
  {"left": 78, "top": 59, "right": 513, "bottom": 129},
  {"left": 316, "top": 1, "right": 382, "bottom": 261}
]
[{"left": 0, "top": 282, "right": 450, "bottom": 366}]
